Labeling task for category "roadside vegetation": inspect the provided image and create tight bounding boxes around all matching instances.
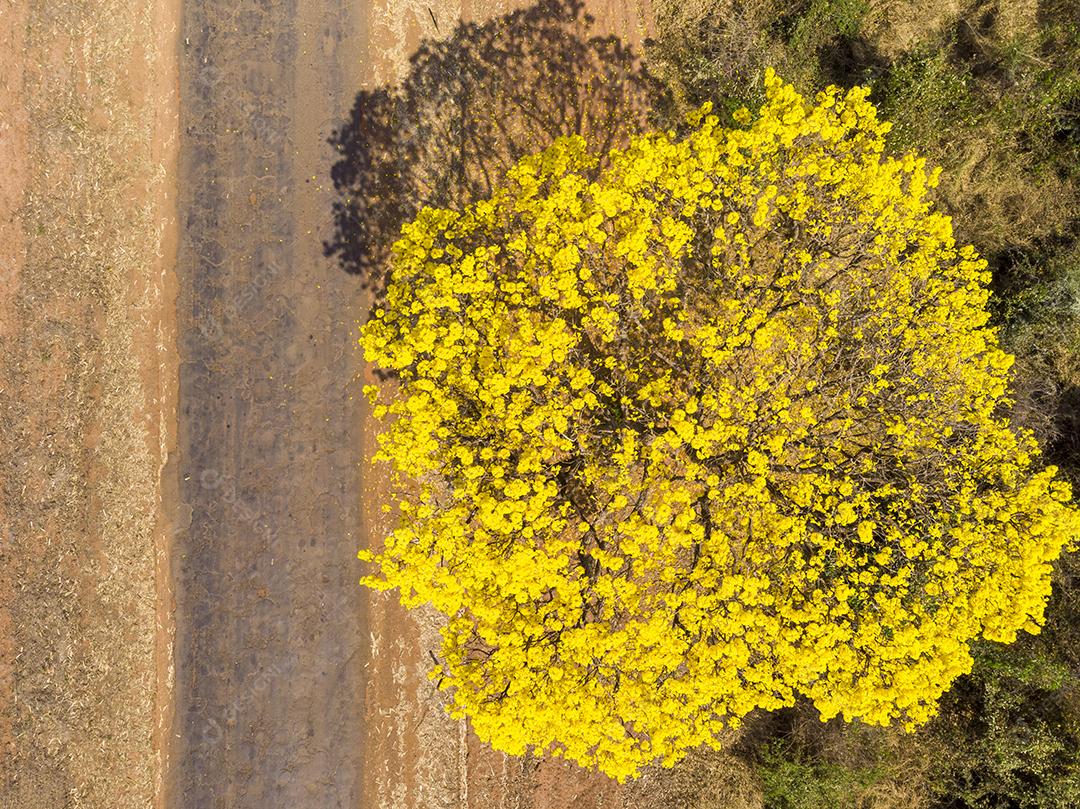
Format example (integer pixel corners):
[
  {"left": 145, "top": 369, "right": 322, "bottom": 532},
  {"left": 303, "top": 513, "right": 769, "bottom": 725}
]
[{"left": 645, "top": 0, "right": 1080, "bottom": 806}]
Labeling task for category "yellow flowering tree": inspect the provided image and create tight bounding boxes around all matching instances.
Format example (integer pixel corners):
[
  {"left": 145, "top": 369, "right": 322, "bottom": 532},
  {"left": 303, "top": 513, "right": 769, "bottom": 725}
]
[{"left": 358, "top": 69, "right": 1080, "bottom": 781}]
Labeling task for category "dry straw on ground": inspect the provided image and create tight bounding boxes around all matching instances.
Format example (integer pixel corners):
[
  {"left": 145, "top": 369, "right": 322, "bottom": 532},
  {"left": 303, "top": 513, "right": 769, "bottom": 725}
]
[{"left": 0, "top": 1, "right": 172, "bottom": 806}]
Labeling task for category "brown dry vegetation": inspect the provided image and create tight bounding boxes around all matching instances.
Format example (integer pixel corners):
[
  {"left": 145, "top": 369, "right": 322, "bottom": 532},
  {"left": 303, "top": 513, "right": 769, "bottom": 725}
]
[
  {"left": 622, "top": 748, "right": 764, "bottom": 809},
  {"left": 0, "top": 1, "right": 177, "bottom": 806}
]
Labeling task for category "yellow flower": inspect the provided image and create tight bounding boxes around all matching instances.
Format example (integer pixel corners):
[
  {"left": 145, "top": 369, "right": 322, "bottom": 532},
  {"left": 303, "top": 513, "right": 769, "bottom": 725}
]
[{"left": 356, "top": 69, "right": 1080, "bottom": 781}]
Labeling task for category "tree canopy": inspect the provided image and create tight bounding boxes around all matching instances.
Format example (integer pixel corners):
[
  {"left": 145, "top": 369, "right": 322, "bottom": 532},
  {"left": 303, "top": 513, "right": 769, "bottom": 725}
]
[{"left": 358, "top": 69, "right": 1080, "bottom": 780}]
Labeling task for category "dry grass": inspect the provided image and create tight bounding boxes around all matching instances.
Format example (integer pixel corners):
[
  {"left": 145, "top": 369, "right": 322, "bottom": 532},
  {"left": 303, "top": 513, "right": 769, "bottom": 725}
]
[
  {"left": 623, "top": 744, "right": 765, "bottom": 809},
  {"left": 0, "top": 0, "right": 172, "bottom": 806},
  {"left": 938, "top": 137, "right": 1076, "bottom": 256},
  {"left": 859, "top": 0, "right": 964, "bottom": 60},
  {"left": 646, "top": 0, "right": 784, "bottom": 115}
]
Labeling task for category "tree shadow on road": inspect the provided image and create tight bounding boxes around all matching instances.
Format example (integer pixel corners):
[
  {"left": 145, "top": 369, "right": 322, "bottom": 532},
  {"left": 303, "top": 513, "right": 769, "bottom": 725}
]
[{"left": 326, "top": 0, "right": 671, "bottom": 308}]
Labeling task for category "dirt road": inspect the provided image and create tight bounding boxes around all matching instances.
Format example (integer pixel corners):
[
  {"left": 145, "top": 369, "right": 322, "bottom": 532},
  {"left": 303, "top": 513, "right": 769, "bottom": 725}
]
[{"left": 171, "top": 0, "right": 371, "bottom": 806}]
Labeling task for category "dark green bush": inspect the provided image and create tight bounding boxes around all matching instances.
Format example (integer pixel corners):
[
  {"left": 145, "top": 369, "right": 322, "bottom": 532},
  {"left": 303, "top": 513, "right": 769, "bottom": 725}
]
[
  {"left": 756, "top": 738, "right": 884, "bottom": 809},
  {"left": 991, "top": 239, "right": 1080, "bottom": 456},
  {"left": 926, "top": 633, "right": 1080, "bottom": 809},
  {"left": 871, "top": 51, "right": 980, "bottom": 151}
]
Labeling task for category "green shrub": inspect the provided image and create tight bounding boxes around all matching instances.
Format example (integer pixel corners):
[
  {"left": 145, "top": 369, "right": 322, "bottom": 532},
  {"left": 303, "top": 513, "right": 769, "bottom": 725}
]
[
  {"left": 871, "top": 51, "right": 979, "bottom": 152},
  {"left": 780, "top": 0, "right": 870, "bottom": 83},
  {"left": 927, "top": 645, "right": 1080, "bottom": 808},
  {"left": 994, "top": 240, "right": 1080, "bottom": 383},
  {"left": 757, "top": 741, "right": 882, "bottom": 809},
  {"left": 923, "top": 548, "right": 1080, "bottom": 808},
  {"left": 990, "top": 239, "right": 1080, "bottom": 455}
]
